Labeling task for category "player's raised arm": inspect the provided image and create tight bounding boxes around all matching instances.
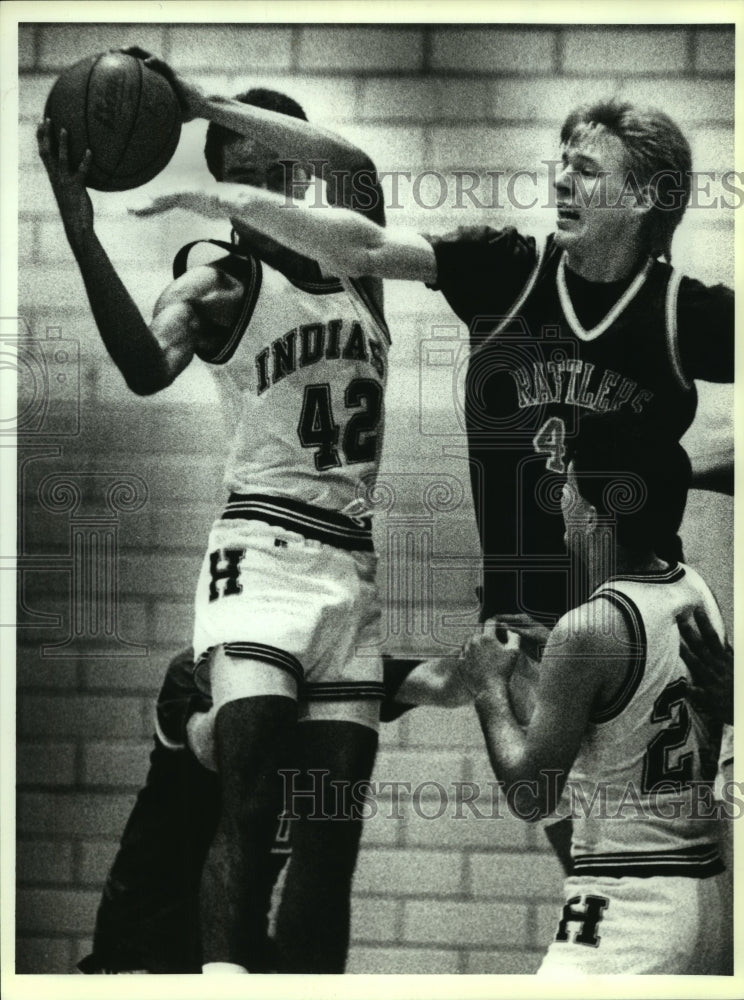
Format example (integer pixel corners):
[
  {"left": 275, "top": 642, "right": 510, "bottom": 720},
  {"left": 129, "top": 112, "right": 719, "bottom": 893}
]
[
  {"left": 130, "top": 183, "right": 437, "bottom": 283},
  {"left": 125, "top": 49, "right": 377, "bottom": 180},
  {"left": 38, "top": 120, "right": 196, "bottom": 395}
]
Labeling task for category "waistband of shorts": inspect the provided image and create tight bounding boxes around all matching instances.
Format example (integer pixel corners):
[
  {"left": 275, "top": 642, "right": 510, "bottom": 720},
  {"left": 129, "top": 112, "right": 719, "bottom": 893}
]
[
  {"left": 571, "top": 843, "right": 724, "bottom": 879},
  {"left": 221, "top": 493, "right": 374, "bottom": 552}
]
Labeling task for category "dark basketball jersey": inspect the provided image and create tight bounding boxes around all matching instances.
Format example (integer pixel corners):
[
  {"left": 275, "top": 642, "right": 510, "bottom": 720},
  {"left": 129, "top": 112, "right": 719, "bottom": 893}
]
[{"left": 428, "top": 227, "right": 733, "bottom": 623}]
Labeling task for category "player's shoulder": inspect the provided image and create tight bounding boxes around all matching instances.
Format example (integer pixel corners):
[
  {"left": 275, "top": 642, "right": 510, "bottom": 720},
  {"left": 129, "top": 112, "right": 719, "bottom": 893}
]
[
  {"left": 551, "top": 598, "right": 632, "bottom": 662},
  {"left": 676, "top": 562, "right": 725, "bottom": 626},
  {"left": 656, "top": 259, "right": 733, "bottom": 305},
  {"left": 155, "top": 258, "right": 247, "bottom": 313},
  {"left": 676, "top": 272, "right": 734, "bottom": 307}
]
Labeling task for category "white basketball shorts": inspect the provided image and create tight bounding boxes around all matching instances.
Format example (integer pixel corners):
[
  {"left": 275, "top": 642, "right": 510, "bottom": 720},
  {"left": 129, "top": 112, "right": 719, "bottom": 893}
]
[
  {"left": 192, "top": 516, "right": 383, "bottom": 727},
  {"left": 538, "top": 870, "right": 729, "bottom": 975}
]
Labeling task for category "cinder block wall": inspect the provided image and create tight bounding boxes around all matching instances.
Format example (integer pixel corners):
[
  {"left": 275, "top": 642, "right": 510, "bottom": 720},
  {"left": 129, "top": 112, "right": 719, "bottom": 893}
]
[{"left": 16, "top": 22, "right": 735, "bottom": 975}]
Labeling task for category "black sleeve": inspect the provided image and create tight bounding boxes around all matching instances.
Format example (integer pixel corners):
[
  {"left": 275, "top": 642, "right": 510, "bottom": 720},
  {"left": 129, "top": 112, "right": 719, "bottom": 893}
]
[
  {"left": 424, "top": 225, "right": 538, "bottom": 332},
  {"left": 677, "top": 277, "right": 734, "bottom": 383}
]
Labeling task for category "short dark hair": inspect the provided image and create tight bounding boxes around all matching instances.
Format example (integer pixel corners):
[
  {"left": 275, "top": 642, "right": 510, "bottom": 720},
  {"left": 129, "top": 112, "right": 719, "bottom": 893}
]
[
  {"left": 566, "top": 413, "right": 691, "bottom": 551},
  {"left": 560, "top": 98, "right": 692, "bottom": 263},
  {"left": 204, "top": 88, "right": 307, "bottom": 181}
]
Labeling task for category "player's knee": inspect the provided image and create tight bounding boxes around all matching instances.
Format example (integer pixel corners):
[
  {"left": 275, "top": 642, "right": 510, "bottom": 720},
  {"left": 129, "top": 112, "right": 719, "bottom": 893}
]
[
  {"left": 287, "top": 719, "right": 376, "bottom": 877},
  {"left": 186, "top": 710, "right": 217, "bottom": 771},
  {"left": 215, "top": 694, "right": 295, "bottom": 752},
  {"left": 296, "top": 717, "right": 379, "bottom": 779},
  {"left": 213, "top": 695, "right": 297, "bottom": 803}
]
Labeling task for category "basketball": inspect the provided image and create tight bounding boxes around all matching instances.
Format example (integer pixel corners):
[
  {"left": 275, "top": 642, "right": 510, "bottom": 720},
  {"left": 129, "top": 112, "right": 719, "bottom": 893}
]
[{"left": 44, "top": 51, "right": 182, "bottom": 192}]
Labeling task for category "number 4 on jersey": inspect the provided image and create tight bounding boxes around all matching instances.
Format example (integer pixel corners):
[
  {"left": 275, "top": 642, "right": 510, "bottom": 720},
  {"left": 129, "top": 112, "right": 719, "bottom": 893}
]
[
  {"left": 298, "top": 384, "right": 341, "bottom": 470},
  {"left": 533, "top": 416, "right": 567, "bottom": 473},
  {"left": 298, "top": 379, "right": 382, "bottom": 471}
]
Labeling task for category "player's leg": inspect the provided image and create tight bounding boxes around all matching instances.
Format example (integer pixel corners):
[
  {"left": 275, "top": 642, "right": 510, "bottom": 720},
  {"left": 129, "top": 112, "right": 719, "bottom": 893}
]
[
  {"left": 79, "top": 650, "right": 219, "bottom": 973},
  {"left": 269, "top": 540, "right": 384, "bottom": 972},
  {"left": 79, "top": 734, "right": 216, "bottom": 973},
  {"left": 82, "top": 648, "right": 295, "bottom": 974},
  {"left": 273, "top": 710, "right": 379, "bottom": 972},
  {"left": 199, "top": 648, "right": 298, "bottom": 973}
]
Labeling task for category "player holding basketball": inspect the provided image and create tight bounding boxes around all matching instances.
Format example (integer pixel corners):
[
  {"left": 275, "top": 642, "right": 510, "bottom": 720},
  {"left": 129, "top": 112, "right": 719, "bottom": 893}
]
[
  {"left": 136, "top": 95, "right": 733, "bottom": 870},
  {"left": 39, "top": 75, "right": 392, "bottom": 974},
  {"left": 458, "top": 413, "right": 730, "bottom": 975}
]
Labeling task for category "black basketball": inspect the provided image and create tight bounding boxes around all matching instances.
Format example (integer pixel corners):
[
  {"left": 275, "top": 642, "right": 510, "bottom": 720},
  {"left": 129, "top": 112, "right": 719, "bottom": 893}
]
[{"left": 44, "top": 51, "right": 182, "bottom": 192}]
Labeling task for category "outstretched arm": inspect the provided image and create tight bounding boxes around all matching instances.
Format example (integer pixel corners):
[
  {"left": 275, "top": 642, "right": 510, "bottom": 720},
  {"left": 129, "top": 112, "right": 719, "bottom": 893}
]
[
  {"left": 38, "top": 121, "right": 196, "bottom": 394},
  {"left": 687, "top": 428, "right": 734, "bottom": 495},
  {"left": 126, "top": 52, "right": 435, "bottom": 281},
  {"left": 689, "top": 448, "right": 734, "bottom": 495},
  {"left": 130, "top": 183, "right": 436, "bottom": 282},
  {"left": 393, "top": 655, "right": 472, "bottom": 708}
]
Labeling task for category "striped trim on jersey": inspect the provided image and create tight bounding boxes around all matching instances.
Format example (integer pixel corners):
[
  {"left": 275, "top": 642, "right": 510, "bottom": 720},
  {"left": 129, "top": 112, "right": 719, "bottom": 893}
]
[
  {"left": 603, "top": 563, "right": 686, "bottom": 586},
  {"left": 572, "top": 843, "right": 724, "bottom": 879},
  {"left": 203, "top": 256, "right": 262, "bottom": 364},
  {"left": 287, "top": 273, "right": 345, "bottom": 294},
  {"left": 172, "top": 238, "right": 234, "bottom": 280},
  {"left": 171, "top": 239, "right": 263, "bottom": 365},
  {"left": 302, "top": 681, "right": 386, "bottom": 701},
  {"left": 588, "top": 590, "right": 646, "bottom": 724},
  {"left": 665, "top": 268, "right": 692, "bottom": 391},
  {"left": 223, "top": 641, "right": 304, "bottom": 684},
  {"left": 557, "top": 252, "right": 654, "bottom": 342},
  {"left": 222, "top": 493, "right": 374, "bottom": 551},
  {"left": 343, "top": 276, "right": 391, "bottom": 345}
]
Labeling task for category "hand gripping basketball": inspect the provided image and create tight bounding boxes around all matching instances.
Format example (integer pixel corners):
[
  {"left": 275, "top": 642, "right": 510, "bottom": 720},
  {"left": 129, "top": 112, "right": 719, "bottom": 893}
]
[
  {"left": 37, "top": 120, "right": 94, "bottom": 245},
  {"left": 117, "top": 47, "right": 208, "bottom": 123},
  {"left": 44, "top": 50, "right": 182, "bottom": 191},
  {"left": 457, "top": 619, "right": 521, "bottom": 698}
]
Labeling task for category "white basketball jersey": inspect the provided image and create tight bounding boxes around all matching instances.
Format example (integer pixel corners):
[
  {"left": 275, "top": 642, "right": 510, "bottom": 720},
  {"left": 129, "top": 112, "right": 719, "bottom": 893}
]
[
  {"left": 567, "top": 562, "right": 726, "bottom": 877},
  {"left": 197, "top": 253, "right": 390, "bottom": 513}
]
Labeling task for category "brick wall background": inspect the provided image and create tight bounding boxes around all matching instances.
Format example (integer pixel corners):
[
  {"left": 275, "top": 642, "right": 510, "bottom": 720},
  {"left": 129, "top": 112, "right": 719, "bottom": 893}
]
[{"left": 15, "top": 21, "right": 735, "bottom": 975}]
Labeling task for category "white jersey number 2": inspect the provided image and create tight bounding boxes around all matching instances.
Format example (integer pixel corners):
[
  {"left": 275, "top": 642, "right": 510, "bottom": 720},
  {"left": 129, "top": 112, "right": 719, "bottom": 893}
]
[
  {"left": 641, "top": 677, "right": 717, "bottom": 791},
  {"left": 298, "top": 379, "right": 383, "bottom": 471}
]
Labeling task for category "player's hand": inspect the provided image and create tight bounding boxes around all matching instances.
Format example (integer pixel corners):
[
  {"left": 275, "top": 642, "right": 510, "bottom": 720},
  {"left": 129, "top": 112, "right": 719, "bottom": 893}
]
[
  {"left": 678, "top": 606, "right": 733, "bottom": 725},
  {"left": 128, "top": 188, "right": 222, "bottom": 219},
  {"left": 493, "top": 613, "right": 551, "bottom": 662},
  {"left": 457, "top": 619, "right": 521, "bottom": 698},
  {"left": 117, "top": 47, "right": 207, "bottom": 122},
  {"left": 37, "top": 119, "right": 94, "bottom": 246}
]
